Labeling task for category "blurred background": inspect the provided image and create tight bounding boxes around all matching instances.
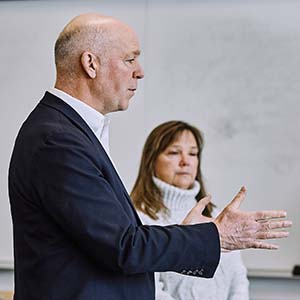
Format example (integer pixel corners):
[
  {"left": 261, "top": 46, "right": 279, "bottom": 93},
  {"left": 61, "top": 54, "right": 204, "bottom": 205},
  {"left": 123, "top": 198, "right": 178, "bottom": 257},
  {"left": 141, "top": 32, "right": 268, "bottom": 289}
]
[{"left": 0, "top": 1, "right": 299, "bottom": 299}]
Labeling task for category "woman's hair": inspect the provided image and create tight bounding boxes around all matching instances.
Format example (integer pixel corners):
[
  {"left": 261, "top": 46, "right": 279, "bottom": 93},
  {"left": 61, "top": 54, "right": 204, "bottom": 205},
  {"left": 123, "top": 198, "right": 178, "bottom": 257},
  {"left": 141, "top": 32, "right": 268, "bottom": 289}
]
[{"left": 131, "top": 120, "right": 213, "bottom": 220}]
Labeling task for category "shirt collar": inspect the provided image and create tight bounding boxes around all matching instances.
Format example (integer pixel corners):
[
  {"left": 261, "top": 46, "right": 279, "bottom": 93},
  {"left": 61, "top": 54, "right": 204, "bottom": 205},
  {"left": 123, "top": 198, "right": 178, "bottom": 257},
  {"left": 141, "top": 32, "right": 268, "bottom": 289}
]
[{"left": 47, "top": 87, "right": 110, "bottom": 154}]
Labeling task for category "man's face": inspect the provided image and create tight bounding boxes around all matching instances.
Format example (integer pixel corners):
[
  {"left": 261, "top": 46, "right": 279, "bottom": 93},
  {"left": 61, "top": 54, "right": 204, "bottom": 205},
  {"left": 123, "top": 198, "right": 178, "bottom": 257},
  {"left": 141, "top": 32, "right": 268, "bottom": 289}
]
[{"left": 96, "top": 27, "right": 144, "bottom": 114}]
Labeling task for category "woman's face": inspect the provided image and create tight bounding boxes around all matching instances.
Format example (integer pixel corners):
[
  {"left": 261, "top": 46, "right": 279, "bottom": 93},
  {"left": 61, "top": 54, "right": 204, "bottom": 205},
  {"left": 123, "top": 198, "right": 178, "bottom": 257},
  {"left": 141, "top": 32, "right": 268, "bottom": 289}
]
[{"left": 154, "top": 130, "right": 199, "bottom": 189}]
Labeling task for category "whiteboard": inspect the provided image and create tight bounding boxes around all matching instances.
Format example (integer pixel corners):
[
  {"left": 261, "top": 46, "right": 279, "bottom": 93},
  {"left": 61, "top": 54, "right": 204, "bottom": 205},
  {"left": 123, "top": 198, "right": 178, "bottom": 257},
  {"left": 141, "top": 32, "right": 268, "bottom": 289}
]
[{"left": 0, "top": 0, "right": 299, "bottom": 273}]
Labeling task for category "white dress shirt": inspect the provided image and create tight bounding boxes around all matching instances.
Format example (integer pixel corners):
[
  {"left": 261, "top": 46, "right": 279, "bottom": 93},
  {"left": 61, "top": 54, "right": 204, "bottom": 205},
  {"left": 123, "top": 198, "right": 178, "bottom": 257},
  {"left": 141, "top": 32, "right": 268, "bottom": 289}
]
[{"left": 48, "top": 87, "right": 110, "bottom": 156}]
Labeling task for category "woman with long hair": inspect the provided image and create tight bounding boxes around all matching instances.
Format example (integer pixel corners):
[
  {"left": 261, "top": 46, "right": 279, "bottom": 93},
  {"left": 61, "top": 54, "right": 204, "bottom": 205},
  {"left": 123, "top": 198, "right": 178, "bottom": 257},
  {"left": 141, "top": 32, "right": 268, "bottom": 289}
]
[{"left": 131, "top": 120, "right": 249, "bottom": 300}]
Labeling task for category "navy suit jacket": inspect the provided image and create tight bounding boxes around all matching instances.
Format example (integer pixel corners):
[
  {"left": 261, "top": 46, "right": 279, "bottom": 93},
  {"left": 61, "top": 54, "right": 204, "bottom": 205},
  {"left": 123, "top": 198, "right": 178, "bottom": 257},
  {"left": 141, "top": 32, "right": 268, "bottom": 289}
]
[{"left": 9, "top": 92, "right": 220, "bottom": 300}]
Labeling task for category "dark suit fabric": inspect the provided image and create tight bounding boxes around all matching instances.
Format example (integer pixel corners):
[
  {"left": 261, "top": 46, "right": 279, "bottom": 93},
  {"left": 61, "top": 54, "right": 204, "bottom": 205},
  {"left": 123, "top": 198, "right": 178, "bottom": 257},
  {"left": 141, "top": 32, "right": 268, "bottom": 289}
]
[{"left": 9, "top": 92, "right": 220, "bottom": 300}]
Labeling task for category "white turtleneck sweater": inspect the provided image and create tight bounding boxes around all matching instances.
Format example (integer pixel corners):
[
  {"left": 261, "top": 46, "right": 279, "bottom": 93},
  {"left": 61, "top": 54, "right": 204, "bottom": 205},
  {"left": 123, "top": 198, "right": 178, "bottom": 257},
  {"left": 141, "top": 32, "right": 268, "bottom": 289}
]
[{"left": 137, "top": 177, "right": 249, "bottom": 300}]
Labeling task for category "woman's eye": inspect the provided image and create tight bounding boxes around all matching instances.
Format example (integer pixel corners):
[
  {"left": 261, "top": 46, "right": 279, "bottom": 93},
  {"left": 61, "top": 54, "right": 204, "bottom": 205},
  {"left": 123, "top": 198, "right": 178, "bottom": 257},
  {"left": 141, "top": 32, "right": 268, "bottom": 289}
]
[
  {"left": 190, "top": 153, "right": 198, "bottom": 156},
  {"left": 168, "top": 151, "right": 179, "bottom": 155}
]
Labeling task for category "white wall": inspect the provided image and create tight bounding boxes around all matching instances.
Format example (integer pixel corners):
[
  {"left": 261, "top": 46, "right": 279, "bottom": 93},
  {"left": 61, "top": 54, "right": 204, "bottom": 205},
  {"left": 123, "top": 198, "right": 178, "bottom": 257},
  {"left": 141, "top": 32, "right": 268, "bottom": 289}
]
[
  {"left": 144, "top": 0, "right": 300, "bottom": 272},
  {"left": 0, "top": 0, "right": 299, "bottom": 298},
  {"left": 249, "top": 275, "right": 300, "bottom": 300}
]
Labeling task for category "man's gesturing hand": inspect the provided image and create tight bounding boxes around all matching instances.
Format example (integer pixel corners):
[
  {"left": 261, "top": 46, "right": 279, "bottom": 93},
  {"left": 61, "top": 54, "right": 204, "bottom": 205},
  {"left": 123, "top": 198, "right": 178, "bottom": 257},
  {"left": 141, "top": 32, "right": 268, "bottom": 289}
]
[
  {"left": 214, "top": 186, "right": 292, "bottom": 250},
  {"left": 181, "top": 195, "right": 213, "bottom": 225}
]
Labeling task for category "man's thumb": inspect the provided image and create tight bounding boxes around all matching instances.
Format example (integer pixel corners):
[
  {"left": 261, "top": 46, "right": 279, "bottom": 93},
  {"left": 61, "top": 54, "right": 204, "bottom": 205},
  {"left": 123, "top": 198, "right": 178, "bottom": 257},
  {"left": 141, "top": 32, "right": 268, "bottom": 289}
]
[
  {"left": 194, "top": 195, "right": 211, "bottom": 214},
  {"left": 227, "top": 186, "right": 247, "bottom": 210}
]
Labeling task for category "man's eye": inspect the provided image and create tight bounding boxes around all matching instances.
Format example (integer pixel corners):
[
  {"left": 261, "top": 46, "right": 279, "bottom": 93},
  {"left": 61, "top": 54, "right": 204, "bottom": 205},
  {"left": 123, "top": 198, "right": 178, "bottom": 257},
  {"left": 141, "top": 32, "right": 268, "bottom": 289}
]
[
  {"left": 190, "top": 153, "right": 198, "bottom": 156},
  {"left": 126, "top": 59, "right": 135, "bottom": 64}
]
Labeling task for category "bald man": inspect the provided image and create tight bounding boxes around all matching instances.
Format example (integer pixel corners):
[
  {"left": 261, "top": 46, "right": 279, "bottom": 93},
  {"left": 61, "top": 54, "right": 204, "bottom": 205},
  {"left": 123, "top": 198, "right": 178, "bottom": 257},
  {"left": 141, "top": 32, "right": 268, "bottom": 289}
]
[{"left": 9, "top": 13, "right": 291, "bottom": 300}]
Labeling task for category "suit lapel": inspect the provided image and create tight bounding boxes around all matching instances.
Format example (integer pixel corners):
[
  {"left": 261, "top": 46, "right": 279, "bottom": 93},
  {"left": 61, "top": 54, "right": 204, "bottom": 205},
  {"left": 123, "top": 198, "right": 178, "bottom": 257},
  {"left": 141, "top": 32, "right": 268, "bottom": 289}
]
[
  {"left": 40, "top": 92, "right": 101, "bottom": 149},
  {"left": 39, "top": 92, "right": 141, "bottom": 224}
]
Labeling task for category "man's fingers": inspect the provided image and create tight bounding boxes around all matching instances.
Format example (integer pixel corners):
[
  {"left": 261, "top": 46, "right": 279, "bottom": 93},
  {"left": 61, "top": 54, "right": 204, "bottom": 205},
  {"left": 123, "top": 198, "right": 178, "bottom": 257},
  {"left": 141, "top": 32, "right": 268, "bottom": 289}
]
[
  {"left": 194, "top": 195, "right": 211, "bottom": 214},
  {"left": 227, "top": 186, "right": 247, "bottom": 210},
  {"left": 222, "top": 236, "right": 286, "bottom": 250},
  {"left": 181, "top": 195, "right": 212, "bottom": 225},
  {"left": 247, "top": 229, "right": 290, "bottom": 249},
  {"left": 256, "top": 231, "right": 290, "bottom": 240},
  {"left": 250, "top": 241, "right": 279, "bottom": 250},
  {"left": 215, "top": 187, "right": 293, "bottom": 251},
  {"left": 254, "top": 210, "right": 288, "bottom": 221},
  {"left": 258, "top": 220, "right": 293, "bottom": 230}
]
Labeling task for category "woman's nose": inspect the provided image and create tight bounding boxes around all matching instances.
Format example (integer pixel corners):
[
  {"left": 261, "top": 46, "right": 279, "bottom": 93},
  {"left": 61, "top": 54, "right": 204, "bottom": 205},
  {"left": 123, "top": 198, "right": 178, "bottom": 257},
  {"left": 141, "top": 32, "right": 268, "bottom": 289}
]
[{"left": 179, "top": 154, "right": 190, "bottom": 166}]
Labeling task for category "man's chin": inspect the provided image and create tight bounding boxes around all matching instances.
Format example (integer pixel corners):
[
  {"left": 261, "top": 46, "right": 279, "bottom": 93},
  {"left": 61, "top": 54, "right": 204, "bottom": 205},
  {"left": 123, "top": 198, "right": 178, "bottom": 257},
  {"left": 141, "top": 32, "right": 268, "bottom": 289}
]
[{"left": 117, "top": 99, "right": 131, "bottom": 111}]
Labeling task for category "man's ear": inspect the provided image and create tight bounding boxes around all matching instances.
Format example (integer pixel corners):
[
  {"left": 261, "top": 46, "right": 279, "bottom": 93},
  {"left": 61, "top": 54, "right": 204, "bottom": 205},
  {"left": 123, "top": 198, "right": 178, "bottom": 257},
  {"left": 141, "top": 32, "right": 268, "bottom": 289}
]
[{"left": 81, "top": 51, "right": 98, "bottom": 79}]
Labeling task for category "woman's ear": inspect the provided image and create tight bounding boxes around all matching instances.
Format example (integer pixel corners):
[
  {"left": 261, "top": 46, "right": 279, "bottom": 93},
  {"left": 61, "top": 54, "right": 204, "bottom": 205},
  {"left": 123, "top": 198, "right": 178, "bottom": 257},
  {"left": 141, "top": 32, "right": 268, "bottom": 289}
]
[{"left": 81, "top": 51, "right": 98, "bottom": 79}]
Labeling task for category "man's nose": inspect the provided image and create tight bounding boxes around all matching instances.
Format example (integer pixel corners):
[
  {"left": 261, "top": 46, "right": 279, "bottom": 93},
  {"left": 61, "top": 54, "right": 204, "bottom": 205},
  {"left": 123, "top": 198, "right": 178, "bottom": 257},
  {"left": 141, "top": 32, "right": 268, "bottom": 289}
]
[{"left": 133, "top": 62, "right": 144, "bottom": 79}]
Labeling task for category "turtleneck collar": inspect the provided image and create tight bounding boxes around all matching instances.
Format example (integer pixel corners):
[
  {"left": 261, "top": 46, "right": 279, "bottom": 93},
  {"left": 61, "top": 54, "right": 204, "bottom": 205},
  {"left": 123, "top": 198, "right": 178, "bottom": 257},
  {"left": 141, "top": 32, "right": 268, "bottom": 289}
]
[{"left": 153, "top": 176, "right": 200, "bottom": 211}]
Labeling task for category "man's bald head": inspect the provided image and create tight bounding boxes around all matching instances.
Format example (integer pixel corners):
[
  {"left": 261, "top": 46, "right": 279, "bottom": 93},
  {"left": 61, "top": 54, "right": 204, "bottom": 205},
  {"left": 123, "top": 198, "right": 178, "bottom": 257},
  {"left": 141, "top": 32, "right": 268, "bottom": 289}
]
[
  {"left": 54, "top": 13, "right": 133, "bottom": 78},
  {"left": 54, "top": 13, "right": 143, "bottom": 114}
]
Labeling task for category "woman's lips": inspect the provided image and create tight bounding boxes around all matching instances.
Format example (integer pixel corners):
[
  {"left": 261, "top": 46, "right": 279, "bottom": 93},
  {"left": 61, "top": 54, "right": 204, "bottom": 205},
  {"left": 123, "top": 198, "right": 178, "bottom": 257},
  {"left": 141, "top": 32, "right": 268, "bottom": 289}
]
[{"left": 176, "top": 172, "right": 190, "bottom": 175}]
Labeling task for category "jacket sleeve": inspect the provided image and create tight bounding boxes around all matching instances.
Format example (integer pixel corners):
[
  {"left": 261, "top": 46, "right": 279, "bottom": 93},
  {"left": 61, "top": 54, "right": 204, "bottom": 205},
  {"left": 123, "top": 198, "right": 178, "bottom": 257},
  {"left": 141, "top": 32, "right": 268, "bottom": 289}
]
[
  {"left": 33, "top": 131, "right": 220, "bottom": 277},
  {"left": 138, "top": 212, "right": 176, "bottom": 299}
]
